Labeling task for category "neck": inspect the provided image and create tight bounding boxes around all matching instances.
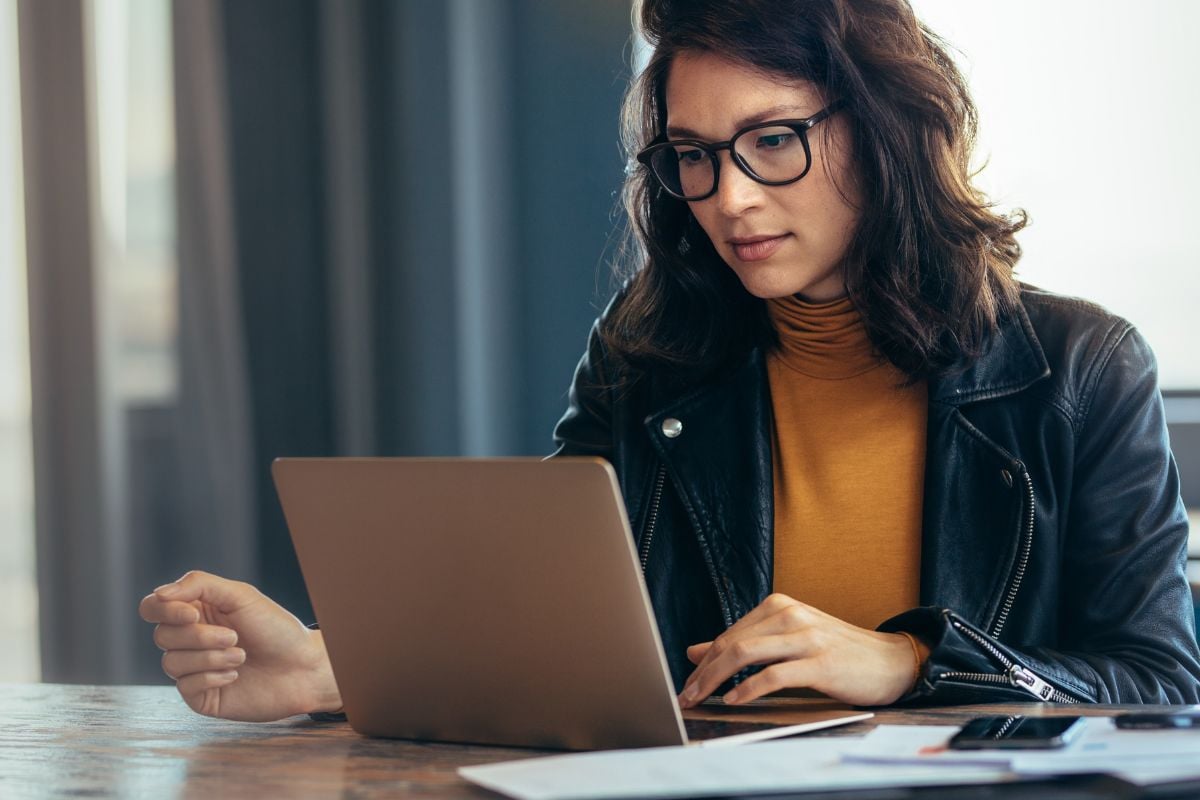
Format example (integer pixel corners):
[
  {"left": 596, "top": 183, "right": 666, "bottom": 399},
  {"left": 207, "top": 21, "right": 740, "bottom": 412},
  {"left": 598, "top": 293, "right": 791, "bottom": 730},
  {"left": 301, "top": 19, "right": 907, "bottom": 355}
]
[{"left": 766, "top": 294, "right": 879, "bottom": 380}]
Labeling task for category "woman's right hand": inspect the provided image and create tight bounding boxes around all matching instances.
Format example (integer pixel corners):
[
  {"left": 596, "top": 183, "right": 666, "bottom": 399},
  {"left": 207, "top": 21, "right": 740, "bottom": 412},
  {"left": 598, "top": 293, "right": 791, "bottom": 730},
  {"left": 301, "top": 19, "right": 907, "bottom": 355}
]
[{"left": 138, "top": 571, "right": 342, "bottom": 722}]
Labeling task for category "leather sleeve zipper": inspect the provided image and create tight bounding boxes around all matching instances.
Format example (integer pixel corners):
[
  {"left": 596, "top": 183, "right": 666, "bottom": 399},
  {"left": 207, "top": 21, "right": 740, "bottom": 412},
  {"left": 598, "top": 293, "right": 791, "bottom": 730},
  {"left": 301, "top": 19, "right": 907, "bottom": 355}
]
[{"left": 940, "top": 617, "right": 1079, "bottom": 703}]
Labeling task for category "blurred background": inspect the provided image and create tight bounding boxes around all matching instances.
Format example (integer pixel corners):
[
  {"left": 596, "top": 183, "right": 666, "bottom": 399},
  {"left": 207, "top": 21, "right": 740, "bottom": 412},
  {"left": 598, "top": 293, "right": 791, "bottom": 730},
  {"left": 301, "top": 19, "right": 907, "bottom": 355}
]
[{"left": 0, "top": 0, "right": 1196, "bottom": 686}]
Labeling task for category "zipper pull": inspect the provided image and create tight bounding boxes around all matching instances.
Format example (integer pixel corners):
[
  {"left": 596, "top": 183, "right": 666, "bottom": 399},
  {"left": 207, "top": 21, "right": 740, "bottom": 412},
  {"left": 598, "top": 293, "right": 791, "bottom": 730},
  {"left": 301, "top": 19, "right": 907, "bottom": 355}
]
[{"left": 1008, "top": 664, "right": 1056, "bottom": 701}]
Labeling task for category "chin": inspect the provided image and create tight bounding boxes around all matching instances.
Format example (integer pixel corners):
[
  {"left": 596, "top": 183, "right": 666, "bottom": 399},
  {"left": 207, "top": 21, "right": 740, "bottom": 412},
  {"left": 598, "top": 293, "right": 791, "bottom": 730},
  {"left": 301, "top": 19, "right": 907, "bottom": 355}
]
[{"left": 726, "top": 261, "right": 842, "bottom": 302}]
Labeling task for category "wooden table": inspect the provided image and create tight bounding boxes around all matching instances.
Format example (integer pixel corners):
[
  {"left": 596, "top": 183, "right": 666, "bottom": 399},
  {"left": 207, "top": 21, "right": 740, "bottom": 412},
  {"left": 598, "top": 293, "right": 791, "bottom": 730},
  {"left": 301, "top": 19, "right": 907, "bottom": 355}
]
[{"left": 0, "top": 683, "right": 1187, "bottom": 798}]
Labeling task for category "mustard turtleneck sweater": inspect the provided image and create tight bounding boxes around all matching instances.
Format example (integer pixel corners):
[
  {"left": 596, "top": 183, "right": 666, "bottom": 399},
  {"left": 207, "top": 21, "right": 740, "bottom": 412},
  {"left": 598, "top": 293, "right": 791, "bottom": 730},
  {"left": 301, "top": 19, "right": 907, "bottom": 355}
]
[{"left": 766, "top": 294, "right": 927, "bottom": 630}]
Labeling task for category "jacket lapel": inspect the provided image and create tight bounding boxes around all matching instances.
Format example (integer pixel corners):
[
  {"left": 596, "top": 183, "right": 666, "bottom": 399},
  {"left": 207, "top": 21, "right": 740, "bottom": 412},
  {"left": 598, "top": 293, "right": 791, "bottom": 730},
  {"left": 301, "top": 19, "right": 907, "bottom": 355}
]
[
  {"left": 921, "top": 300, "right": 1051, "bottom": 627},
  {"left": 644, "top": 351, "right": 774, "bottom": 622}
]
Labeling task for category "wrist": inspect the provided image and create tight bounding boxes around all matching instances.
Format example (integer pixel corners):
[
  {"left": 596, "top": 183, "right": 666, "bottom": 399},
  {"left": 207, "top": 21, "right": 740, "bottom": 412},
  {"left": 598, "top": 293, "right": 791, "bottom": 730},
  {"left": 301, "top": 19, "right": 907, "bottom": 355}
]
[
  {"left": 895, "top": 631, "right": 930, "bottom": 691},
  {"left": 304, "top": 629, "right": 343, "bottom": 714}
]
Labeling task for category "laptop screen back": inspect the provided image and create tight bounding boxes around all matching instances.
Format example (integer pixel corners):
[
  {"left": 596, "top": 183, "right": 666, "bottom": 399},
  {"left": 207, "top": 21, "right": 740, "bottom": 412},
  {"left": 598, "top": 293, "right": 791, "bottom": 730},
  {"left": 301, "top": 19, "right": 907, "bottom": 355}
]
[{"left": 272, "top": 457, "right": 687, "bottom": 750}]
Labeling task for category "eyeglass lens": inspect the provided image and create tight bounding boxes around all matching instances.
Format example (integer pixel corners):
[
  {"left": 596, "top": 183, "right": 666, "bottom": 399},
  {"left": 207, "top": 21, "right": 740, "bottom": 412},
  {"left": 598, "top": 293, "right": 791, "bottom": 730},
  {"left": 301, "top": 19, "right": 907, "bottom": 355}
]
[{"left": 648, "top": 125, "right": 811, "bottom": 199}]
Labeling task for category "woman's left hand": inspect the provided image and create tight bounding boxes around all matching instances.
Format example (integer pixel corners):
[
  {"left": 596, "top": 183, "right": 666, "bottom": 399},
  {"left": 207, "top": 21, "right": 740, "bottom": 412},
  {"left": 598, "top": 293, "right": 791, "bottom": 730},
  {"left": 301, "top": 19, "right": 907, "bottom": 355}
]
[{"left": 678, "top": 593, "right": 919, "bottom": 708}]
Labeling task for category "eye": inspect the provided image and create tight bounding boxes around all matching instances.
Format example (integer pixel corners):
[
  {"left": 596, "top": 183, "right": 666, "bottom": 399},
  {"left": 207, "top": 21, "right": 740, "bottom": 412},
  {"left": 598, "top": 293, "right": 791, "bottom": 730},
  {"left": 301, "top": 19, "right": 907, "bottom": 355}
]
[
  {"left": 754, "top": 132, "right": 797, "bottom": 150},
  {"left": 674, "top": 147, "right": 706, "bottom": 166}
]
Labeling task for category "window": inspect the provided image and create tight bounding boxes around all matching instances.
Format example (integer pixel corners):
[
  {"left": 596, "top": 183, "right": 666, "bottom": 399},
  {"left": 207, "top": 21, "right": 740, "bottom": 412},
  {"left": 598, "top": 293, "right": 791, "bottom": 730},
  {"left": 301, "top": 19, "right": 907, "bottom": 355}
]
[
  {"left": 911, "top": 0, "right": 1200, "bottom": 390},
  {"left": 92, "top": 0, "right": 178, "bottom": 404},
  {"left": 0, "top": 0, "right": 179, "bottom": 683}
]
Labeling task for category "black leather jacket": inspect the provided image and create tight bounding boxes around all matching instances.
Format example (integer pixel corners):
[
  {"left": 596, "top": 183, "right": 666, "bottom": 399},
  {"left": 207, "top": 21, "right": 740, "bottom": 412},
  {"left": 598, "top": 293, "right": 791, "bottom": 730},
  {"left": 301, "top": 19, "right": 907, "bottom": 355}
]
[{"left": 553, "top": 286, "right": 1200, "bottom": 705}]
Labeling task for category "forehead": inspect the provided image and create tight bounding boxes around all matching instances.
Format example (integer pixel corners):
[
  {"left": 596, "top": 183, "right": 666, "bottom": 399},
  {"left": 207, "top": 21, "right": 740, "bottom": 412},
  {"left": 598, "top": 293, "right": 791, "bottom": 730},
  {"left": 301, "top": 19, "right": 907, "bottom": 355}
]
[{"left": 664, "top": 50, "right": 824, "bottom": 138}]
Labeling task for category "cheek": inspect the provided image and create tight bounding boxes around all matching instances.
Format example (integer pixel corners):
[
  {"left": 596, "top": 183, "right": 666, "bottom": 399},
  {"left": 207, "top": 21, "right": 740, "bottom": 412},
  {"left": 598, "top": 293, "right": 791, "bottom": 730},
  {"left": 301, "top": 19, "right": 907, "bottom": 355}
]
[
  {"left": 806, "top": 128, "right": 862, "bottom": 235},
  {"left": 797, "top": 180, "right": 860, "bottom": 250},
  {"left": 828, "top": 194, "right": 862, "bottom": 249}
]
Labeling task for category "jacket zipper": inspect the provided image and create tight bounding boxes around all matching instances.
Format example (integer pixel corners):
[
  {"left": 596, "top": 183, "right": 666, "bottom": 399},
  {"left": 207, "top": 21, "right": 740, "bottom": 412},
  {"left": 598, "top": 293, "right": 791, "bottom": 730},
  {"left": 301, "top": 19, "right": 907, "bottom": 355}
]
[
  {"left": 638, "top": 461, "right": 735, "bottom": 629},
  {"left": 944, "top": 466, "right": 1078, "bottom": 703},
  {"left": 990, "top": 464, "right": 1035, "bottom": 638},
  {"left": 941, "top": 618, "right": 1079, "bottom": 703},
  {"left": 638, "top": 465, "right": 667, "bottom": 573}
]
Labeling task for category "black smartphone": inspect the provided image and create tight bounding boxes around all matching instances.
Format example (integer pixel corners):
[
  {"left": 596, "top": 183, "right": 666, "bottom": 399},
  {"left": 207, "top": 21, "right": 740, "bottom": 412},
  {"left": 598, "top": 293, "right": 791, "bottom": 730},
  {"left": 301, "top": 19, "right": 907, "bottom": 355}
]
[
  {"left": 947, "top": 715, "right": 1085, "bottom": 750},
  {"left": 1114, "top": 711, "right": 1200, "bottom": 730}
]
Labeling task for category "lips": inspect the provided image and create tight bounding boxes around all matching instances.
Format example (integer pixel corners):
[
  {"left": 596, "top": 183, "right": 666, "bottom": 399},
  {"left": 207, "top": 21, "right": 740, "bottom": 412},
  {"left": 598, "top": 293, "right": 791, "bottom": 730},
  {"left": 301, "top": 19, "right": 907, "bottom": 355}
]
[{"left": 729, "top": 234, "right": 789, "bottom": 262}]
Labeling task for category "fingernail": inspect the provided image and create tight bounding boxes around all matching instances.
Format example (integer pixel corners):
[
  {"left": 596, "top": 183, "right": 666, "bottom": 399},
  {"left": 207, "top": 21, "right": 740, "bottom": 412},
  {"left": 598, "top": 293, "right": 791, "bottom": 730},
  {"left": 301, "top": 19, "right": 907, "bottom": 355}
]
[
  {"left": 218, "top": 630, "right": 237, "bottom": 647},
  {"left": 217, "top": 670, "right": 238, "bottom": 682},
  {"left": 681, "top": 684, "right": 698, "bottom": 705},
  {"left": 154, "top": 584, "right": 180, "bottom": 597},
  {"left": 224, "top": 649, "right": 245, "bottom": 666},
  {"left": 723, "top": 689, "right": 740, "bottom": 704}
]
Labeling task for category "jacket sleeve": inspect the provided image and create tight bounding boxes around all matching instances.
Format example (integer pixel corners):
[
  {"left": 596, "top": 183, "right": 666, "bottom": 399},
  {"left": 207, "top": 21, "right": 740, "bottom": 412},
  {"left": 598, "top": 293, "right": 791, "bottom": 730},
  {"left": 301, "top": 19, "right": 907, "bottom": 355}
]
[{"left": 882, "top": 326, "right": 1200, "bottom": 705}]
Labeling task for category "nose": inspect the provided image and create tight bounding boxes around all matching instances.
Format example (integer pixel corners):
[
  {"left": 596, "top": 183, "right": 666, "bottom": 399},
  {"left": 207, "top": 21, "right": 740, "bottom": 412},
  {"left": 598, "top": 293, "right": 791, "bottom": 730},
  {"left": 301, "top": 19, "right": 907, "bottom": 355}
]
[{"left": 712, "top": 151, "right": 764, "bottom": 218}]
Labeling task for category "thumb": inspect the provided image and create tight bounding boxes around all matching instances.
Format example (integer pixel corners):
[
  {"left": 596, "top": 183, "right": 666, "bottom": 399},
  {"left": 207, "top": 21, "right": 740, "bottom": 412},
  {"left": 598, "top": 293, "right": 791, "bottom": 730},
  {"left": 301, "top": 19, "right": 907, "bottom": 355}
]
[{"left": 154, "top": 571, "right": 256, "bottom": 614}]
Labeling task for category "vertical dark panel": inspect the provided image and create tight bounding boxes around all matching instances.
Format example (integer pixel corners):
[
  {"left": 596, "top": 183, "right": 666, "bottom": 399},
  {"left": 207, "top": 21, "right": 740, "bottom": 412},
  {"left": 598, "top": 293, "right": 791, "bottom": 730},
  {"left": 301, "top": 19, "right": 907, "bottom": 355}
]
[
  {"left": 448, "top": 0, "right": 520, "bottom": 456},
  {"left": 222, "top": 0, "right": 332, "bottom": 619},
  {"left": 169, "top": 0, "right": 259, "bottom": 619},
  {"left": 371, "top": 0, "right": 461, "bottom": 457},
  {"left": 322, "top": 0, "right": 378, "bottom": 456},
  {"left": 513, "top": 0, "right": 632, "bottom": 454}
]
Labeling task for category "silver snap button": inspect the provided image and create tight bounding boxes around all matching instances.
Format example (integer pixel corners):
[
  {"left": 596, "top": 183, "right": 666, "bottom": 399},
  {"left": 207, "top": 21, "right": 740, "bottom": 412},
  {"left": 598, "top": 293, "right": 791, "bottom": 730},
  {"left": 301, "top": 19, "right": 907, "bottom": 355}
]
[
  {"left": 661, "top": 418, "right": 683, "bottom": 439},
  {"left": 1000, "top": 469, "right": 1013, "bottom": 488}
]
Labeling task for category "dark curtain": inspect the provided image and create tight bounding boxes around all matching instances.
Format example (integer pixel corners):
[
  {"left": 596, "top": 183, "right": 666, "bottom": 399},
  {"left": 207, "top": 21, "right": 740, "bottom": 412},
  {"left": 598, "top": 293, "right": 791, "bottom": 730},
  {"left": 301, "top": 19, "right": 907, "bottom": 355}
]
[
  {"left": 24, "top": 0, "right": 630, "bottom": 684},
  {"left": 211, "top": 0, "right": 631, "bottom": 623}
]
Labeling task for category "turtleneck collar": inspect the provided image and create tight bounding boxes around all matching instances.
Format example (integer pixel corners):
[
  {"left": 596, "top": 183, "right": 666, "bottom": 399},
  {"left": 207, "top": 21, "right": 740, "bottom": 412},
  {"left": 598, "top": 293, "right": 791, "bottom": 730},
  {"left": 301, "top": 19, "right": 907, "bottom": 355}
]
[{"left": 766, "top": 294, "right": 881, "bottom": 380}]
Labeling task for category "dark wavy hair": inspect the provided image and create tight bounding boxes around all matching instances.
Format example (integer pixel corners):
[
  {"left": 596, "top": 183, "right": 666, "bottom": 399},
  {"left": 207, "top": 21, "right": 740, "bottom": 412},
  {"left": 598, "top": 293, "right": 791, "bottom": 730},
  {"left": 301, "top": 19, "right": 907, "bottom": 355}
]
[{"left": 601, "top": 0, "right": 1025, "bottom": 381}]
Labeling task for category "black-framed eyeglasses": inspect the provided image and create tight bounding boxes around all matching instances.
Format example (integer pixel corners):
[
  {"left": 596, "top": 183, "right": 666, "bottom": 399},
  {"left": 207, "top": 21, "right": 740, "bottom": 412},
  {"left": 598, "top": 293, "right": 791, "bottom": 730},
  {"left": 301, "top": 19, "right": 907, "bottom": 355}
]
[{"left": 636, "top": 101, "right": 844, "bottom": 201}]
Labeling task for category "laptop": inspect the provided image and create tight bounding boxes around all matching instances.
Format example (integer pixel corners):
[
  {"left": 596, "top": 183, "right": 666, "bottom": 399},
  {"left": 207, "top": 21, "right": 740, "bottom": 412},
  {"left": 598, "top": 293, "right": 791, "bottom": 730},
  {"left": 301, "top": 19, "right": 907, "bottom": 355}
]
[{"left": 272, "top": 457, "right": 870, "bottom": 750}]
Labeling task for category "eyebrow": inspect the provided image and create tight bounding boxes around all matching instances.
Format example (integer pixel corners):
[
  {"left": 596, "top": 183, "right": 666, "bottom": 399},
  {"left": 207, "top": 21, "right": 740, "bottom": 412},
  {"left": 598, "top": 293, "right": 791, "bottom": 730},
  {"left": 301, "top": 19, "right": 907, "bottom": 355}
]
[{"left": 665, "top": 104, "right": 813, "bottom": 140}]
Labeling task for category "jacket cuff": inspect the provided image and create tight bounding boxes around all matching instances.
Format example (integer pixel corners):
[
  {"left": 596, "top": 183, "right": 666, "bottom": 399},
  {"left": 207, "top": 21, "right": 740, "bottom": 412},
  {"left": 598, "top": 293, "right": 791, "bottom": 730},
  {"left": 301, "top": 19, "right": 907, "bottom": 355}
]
[{"left": 878, "top": 607, "right": 1091, "bottom": 705}]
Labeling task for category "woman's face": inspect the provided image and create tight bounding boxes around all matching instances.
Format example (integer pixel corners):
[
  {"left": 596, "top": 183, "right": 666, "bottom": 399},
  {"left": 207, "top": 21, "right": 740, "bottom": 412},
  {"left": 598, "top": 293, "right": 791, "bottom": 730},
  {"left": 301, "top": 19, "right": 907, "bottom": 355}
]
[{"left": 664, "top": 50, "right": 861, "bottom": 301}]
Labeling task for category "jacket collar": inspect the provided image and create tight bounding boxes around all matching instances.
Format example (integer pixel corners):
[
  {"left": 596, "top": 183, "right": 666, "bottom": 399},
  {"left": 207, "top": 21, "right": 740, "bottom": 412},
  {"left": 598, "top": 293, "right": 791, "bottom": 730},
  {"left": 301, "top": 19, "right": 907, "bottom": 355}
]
[
  {"left": 928, "top": 297, "right": 1051, "bottom": 405},
  {"left": 649, "top": 293, "right": 1051, "bottom": 414}
]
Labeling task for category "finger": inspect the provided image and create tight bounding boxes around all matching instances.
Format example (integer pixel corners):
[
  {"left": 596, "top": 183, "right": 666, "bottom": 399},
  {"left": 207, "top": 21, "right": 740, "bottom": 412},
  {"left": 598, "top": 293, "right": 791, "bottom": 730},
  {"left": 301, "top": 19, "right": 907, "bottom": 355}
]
[
  {"left": 140, "top": 595, "right": 201, "bottom": 625},
  {"left": 680, "top": 633, "right": 808, "bottom": 708},
  {"left": 723, "top": 660, "right": 817, "bottom": 705},
  {"left": 684, "top": 608, "right": 815, "bottom": 690},
  {"left": 152, "top": 571, "right": 257, "bottom": 615},
  {"left": 686, "top": 642, "right": 712, "bottom": 664},
  {"left": 175, "top": 670, "right": 239, "bottom": 715},
  {"left": 153, "top": 623, "right": 238, "bottom": 652},
  {"left": 162, "top": 647, "right": 246, "bottom": 680}
]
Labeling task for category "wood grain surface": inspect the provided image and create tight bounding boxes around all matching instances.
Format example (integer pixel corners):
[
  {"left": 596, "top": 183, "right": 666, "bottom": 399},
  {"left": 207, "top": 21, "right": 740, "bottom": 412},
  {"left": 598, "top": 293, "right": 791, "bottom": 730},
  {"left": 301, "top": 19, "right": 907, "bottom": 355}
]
[{"left": 0, "top": 684, "right": 1179, "bottom": 799}]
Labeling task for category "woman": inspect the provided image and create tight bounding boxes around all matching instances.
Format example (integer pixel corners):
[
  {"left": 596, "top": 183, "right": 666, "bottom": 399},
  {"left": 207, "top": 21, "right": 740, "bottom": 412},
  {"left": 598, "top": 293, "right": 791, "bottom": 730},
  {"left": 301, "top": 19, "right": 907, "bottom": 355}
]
[{"left": 140, "top": 0, "right": 1200, "bottom": 721}]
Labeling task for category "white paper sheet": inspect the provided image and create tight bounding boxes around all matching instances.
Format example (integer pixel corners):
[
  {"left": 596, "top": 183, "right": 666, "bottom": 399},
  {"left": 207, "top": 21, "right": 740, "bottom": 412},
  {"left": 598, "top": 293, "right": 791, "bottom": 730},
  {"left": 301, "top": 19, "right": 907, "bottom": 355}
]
[
  {"left": 458, "top": 738, "right": 1009, "bottom": 800},
  {"left": 461, "top": 719, "right": 1200, "bottom": 799}
]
